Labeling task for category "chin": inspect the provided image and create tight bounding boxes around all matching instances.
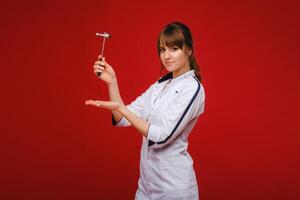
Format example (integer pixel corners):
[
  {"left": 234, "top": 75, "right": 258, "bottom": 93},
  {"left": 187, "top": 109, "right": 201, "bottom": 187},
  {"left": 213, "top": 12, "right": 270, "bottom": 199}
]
[{"left": 164, "top": 66, "right": 177, "bottom": 72}]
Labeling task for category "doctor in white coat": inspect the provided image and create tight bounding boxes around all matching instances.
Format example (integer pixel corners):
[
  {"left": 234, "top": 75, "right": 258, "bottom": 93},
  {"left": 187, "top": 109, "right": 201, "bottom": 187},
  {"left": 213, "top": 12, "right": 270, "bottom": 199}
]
[{"left": 86, "top": 22, "right": 205, "bottom": 200}]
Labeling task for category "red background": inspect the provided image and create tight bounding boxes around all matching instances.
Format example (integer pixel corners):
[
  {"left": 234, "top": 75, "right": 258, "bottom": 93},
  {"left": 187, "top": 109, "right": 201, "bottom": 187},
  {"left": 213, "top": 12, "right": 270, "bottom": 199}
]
[{"left": 1, "top": 0, "right": 299, "bottom": 199}]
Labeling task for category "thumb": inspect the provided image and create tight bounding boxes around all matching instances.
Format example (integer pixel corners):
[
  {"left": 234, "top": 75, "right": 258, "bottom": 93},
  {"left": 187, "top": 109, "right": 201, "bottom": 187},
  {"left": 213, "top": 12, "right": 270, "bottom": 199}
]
[{"left": 102, "top": 57, "right": 112, "bottom": 69}]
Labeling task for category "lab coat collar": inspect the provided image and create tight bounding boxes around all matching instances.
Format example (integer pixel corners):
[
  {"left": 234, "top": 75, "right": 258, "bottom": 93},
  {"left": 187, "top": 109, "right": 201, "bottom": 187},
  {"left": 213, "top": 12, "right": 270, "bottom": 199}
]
[{"left": 158, "top": 70, "right": 195, "bottom": 83}]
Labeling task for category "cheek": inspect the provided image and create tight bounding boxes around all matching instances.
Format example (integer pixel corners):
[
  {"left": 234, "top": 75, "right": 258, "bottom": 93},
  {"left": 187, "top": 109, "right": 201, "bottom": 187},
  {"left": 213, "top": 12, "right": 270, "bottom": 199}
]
[
  {"left": 159, "top": 53, "right": 164, "bottom": 61},
  {"left": 175, "top": 52, "right": 187, "bottom": 63},
  {"left": 159, "top": 55, "right": 167, "bottom": 67}
]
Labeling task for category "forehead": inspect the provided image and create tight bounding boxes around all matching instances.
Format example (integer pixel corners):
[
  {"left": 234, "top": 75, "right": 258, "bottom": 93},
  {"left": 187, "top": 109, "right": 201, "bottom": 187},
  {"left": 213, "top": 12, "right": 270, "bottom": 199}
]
[{"left": 159, "top": 30, "right": 184, "bottom": 48}]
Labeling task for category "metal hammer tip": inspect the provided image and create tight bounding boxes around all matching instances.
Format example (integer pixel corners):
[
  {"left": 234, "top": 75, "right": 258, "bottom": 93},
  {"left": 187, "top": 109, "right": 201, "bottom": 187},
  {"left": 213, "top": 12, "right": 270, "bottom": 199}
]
[{"left": 96, "top": 32, "right": 111, "bottom": 38}]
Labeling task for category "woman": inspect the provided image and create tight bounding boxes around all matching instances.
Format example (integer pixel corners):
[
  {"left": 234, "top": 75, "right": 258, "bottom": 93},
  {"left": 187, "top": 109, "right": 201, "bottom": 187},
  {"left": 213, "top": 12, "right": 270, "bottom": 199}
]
[{"left": 85, "top": 22, "right": 205, "bottom": 200}]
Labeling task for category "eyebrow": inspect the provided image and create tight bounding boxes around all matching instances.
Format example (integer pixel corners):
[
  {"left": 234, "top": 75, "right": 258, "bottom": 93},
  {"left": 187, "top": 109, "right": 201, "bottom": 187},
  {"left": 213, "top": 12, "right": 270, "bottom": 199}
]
[{"left": 159, "top": 45, "right": 179, "bottom": 49}]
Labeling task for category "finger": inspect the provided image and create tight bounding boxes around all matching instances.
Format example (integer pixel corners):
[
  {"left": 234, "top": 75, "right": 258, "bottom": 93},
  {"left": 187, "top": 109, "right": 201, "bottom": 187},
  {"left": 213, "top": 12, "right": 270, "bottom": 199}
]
[
  {"left": 93, "top": 65, "right": 104, "bottom": 70},
  {"left": 100, "top": 57, "right": 112, "bottom": 69},
  {"left": 94, "top": 61, "right": 105, "bottom": 66},
  {"left": 98, "top": 57, "right": 106, "bottom": 65},
  {"left": 94, "top": 69, "right": 102, "bottom": 74},
  {"left": 98, "top": 55, "right": 103, "bottom": 60},
  {"left": 85, "top": 100, "right": 95, "bottom": 105},
  {"left": 85, "top": 100, "right": 101, "bottom": 107}
]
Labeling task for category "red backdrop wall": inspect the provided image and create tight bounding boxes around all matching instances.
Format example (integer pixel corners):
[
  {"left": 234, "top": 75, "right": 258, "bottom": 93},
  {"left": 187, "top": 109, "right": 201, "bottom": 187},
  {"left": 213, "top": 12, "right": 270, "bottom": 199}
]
[{"left": 1, "top": 0, "right": 299, "bottom": 199}]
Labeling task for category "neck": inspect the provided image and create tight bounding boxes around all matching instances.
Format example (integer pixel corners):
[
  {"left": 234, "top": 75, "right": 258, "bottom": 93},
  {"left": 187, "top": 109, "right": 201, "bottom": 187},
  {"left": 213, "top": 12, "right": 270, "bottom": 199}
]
[{"left": 172, "top": 66, "right": 190, "bottom": 78}]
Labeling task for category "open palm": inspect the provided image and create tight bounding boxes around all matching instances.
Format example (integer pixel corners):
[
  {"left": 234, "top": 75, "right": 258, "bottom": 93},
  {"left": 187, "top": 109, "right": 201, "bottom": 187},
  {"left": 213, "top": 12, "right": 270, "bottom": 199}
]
[{"left": 85, "top": 100, "right": 120, "bottom": 111}]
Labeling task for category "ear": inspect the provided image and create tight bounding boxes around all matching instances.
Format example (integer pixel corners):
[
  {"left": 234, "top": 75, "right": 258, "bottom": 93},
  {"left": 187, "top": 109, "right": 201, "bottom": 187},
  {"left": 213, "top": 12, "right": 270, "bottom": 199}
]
[
  {"left": 184, "top": 46, "right": 192, "bottom": 57},
  {"left": 187, "top": 49, "right": 192, "bottom": 57}
]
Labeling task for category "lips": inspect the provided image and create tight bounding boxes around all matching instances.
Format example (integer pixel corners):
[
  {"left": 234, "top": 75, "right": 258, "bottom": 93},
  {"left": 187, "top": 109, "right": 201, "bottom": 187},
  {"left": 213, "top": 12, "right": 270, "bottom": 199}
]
[{"left": 165, "top": 62, "right": 174, "bottom": 65}]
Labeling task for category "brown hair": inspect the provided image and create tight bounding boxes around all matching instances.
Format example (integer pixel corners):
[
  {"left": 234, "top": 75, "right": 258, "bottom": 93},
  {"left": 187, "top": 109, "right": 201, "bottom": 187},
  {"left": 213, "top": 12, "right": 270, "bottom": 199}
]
[{"left": 157, "top": 22, "right": 202, "bottom": 82}]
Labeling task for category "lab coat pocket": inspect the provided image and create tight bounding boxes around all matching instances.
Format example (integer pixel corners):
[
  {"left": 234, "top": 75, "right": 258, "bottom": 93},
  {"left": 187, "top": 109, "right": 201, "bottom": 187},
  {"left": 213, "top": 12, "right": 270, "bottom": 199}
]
[{"left": 160, "top": 156, "right": 193, "bottom": 191}]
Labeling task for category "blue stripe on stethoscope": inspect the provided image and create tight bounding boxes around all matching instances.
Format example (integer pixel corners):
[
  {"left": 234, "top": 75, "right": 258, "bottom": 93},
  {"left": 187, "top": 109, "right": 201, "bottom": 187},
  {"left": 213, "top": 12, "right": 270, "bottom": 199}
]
[{"left": 148, "top": 77, "right": 201, "bottom": 147}]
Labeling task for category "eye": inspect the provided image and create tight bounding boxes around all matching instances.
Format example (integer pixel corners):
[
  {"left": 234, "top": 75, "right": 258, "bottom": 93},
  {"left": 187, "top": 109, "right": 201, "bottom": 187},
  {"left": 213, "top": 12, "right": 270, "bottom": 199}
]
[
  {"left": 159, "top": 47, "right": 166, "bottom": 53},
  {"left": 171, "top": 46, "right": 179, "bottom": 52}
]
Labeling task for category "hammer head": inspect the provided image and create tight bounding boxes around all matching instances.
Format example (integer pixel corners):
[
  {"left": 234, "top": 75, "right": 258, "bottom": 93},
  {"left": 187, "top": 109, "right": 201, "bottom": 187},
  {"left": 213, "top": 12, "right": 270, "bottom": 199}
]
[{"left": 96, "top": 32, "right": 111, "bottom": 38}]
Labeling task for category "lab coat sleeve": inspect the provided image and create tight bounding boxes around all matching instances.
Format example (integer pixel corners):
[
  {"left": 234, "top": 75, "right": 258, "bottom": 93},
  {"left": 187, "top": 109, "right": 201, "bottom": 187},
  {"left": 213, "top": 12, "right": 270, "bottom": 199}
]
[
  {"left": 147, "top": 79, "right": 205, "bottom": 148},
  {"left": 112, "top": 82, "right": 156, "bottom": 127}
]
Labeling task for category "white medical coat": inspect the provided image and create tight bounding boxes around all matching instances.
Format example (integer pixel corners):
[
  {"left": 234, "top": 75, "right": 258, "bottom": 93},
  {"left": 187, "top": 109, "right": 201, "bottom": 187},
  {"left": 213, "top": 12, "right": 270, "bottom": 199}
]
[{"left": 113, "top": 70, "right": 205, "bottom": 200}]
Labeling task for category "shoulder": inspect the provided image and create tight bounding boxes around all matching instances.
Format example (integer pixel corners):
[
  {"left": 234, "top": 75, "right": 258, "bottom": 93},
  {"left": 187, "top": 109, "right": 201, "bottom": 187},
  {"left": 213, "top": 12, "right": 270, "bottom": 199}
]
[
  {"left": 181, "top": 76, "right": 205, "bottom": 104},
  {"left": 182, "top": 76, "right": 201, "bottom": 92}
]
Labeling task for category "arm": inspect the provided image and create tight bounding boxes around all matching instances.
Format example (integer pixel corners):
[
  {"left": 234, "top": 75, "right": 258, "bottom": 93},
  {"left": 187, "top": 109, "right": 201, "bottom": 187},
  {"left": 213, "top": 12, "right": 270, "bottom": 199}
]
[
  {"left": 84, "top": 99, "right": 150, "bottom": 137},
  {"left": 112, "top": 82, "right": 156, "bottom": 127},
  {"left": 92, "top": 56, "right": 125, "bottom": 124},
  {"left": 118, "top": 105, "right": 150, "bottom": 137},
  {"left": 89, "top": 55, "right": 156, "bottom": 129},
  {"left": 85, "top": 79, "right": 204, "bottom": 143},
  {"left": 107, "top": 79, "right": 125, "bottom": 124}
]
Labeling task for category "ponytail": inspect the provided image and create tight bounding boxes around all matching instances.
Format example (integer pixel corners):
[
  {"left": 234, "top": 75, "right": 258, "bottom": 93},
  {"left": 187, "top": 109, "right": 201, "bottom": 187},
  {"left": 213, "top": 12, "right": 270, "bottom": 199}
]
[{"left": 189, "top": 54, "right": 202, "bottom": 82}]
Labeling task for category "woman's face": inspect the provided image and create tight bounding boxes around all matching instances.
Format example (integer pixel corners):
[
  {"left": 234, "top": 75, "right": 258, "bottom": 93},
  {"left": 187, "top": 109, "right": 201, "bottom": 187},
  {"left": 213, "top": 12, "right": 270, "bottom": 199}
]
[{"left": 159, "top": 44, "right": 190, "bottom": 74}]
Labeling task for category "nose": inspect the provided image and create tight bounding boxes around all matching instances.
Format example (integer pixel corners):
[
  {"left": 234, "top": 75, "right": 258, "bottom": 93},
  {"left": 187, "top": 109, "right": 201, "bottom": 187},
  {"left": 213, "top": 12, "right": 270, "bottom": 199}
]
[{"left": 163, "top": 49, "right": 171, "bottom": 60}]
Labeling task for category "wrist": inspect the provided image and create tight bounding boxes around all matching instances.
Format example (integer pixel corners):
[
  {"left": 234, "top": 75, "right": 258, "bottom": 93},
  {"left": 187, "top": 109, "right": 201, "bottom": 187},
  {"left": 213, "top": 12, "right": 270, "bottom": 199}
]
[
  {"left": 107, "top": 77, "right": 117, "bottom": 86},
  {"left": 118, "top": 103, "right": 127, "bottom": 114}
]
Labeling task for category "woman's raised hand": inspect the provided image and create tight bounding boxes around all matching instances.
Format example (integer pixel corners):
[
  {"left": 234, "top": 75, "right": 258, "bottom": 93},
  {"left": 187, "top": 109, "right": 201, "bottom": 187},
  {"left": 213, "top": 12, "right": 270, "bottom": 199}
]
[{"left": 93, "top": 55, "right": 116, "bottom": 85}]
